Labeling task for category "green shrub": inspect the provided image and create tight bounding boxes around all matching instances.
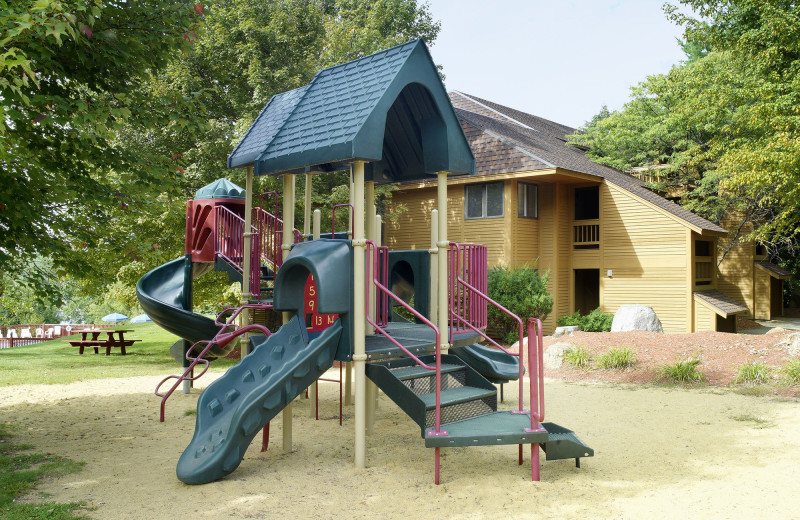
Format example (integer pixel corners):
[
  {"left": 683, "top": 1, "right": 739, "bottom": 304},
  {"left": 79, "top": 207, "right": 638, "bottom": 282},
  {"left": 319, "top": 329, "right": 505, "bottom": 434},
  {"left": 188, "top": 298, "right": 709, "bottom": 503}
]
[
  {"left": 563, "top": 346, "right": 592, "bottom": 369},
  {"left": 734, "top": 361, "right": 771, "bottom": 385},
  {"left": 596, "top": 347, "right": 636, "bottom": 369},
  {"left": 581, "top": 308, "right": 614, "bottom": 332},
  {"left": 556, "top": 307, "right": 614, "bottom": 332},
  {"left": 487, "top": 265, "right": 553, "bottom": 344},
  {"left": 556, "top": 311, "right": 581, "bottom": 327},
  {"left": 780, "top": 359, "right": 800, "bottom": 385},
  {"left": 659, "top": 357, "right": 703, "bottom": 383}
]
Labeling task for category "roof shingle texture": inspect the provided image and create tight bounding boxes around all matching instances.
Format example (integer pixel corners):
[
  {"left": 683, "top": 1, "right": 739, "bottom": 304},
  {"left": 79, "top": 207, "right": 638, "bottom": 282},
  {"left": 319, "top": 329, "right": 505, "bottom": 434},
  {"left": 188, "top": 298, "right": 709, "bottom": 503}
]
[
  {"left": 228, "top": 85, "right": 309, "bottom": 167},
  {"left": 450, "top": 92, "right": 727, "bottom": 234},
  {"left": 694, "top": 290, "right": 749, "bottom": 316},
  {"left": 261, "top": 42, "right": 413, "bottom": 161},
  {"left": 755, "top": 261, "right": 792, "bottom": 278}
]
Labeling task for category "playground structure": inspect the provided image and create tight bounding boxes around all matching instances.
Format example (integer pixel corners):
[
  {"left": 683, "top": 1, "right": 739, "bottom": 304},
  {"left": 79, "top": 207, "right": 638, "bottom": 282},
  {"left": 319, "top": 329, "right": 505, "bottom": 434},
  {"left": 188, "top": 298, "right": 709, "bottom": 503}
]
[{"left": 136, "top": 39, "right": 592, "bottom": 485}]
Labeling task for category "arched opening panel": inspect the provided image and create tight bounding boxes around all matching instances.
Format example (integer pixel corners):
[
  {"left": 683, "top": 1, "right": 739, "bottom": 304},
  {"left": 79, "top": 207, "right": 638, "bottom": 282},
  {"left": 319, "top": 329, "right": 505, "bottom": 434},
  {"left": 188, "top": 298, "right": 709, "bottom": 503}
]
[{"left": 368, "top": 83, "right": 449, "bottom": 184}]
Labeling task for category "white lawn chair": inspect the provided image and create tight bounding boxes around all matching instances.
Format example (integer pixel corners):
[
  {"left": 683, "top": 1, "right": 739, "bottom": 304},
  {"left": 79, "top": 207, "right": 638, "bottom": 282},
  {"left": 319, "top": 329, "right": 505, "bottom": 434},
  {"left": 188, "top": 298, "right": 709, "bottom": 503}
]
[
  {"left": 7, "top": 329, "right": 18, "bottom": 338},
  {"left": 45, "top": 328, "right": 54, "bottom": 338},
  {"left": 35, "top": 327, "right": 44, "bottom": 337},
  {"left": 52, "top": 325, "right": 62, "bottom": 337},
  {"left": 20, "top": 328, "right": 32, "bottom": 338}
]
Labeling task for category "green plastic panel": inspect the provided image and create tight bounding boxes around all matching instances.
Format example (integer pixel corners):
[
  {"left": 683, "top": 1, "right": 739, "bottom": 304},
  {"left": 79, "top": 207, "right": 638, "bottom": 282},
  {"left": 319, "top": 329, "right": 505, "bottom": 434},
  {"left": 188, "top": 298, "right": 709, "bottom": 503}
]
[
  {"left": 227, "top": 40, "right": 475, "bottom": 183},
  {"left": 193, "top": 178, "right": 245, "bottom": 200},
  {"left": 176, "top": 317, "right": 342, "bottom": 484}
]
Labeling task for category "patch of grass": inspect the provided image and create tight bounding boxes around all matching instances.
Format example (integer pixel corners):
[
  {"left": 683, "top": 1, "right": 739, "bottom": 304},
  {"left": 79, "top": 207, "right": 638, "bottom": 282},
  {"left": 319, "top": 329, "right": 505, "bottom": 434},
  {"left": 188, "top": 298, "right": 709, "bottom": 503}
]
[
  {"left": 596, "top": 347, "right": 636, "bottom": 369},
  {"left": 0, "top": 424, "right": 87, "bottom": 519},
  {"left": 184, "top": 409, "right": 197, "bottom": 416},
  {"left": 731, "top": 414, "right": 774, "bottom": 429},
  {"left": 658, "top": 357, "right": 703, "bottom": 383},
  {"left": 734, "top": 361, "right": 771, "bottom": 385},
  {"left": 563, "top": 346, "right": 592, "bottom": 369},
  {"left": 0, "top": 321, "right": 241, "bottom": 386},
  {"left": 734, "top": 385, "right": 773, "bottom": 397},
  {"left": 780, "top": 359, "right": 800, "bottom": 386}
]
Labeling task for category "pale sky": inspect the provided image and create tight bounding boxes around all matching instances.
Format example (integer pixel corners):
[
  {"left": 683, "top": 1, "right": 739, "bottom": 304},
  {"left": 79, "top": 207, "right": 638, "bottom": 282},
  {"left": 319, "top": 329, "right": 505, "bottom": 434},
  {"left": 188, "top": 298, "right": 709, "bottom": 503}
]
[{"left": 426, "top": 0, "right": 689, "bottom": 128}]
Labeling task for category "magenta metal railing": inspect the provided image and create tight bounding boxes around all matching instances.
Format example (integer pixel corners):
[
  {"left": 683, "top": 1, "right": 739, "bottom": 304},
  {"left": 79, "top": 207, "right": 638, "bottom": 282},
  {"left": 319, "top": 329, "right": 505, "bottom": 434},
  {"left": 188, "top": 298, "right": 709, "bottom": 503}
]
[
  {"left": 364, "top": 240, "right": 445, "bottom": 434},
  {"left": 447, "top": 243, "right": 488, "bottom": 334},
  {"left": 253, "top": 207, "right": 302, "bottom": 271},
  {"left": 446, "top": 243, "right": 545, "bottom": 433},
  {"left": 526, "top": 318, "right": 545, "bottom": 426},
  {"left": 331, "top": 203, "right": 354, "bottom": 236},
  {"left": 154, "top": 303, "right": 273, "bottom": 422},
  {"left": 214, "top": 205, "right": 261, "bottom": 290}
]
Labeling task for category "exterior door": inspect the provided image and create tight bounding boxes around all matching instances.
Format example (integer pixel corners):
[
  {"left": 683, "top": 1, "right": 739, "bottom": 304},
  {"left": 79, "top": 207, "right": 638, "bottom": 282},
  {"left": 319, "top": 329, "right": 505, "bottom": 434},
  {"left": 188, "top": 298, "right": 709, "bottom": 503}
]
[{"left": 574, "top": 269, "right": 600, "bottom": 315}]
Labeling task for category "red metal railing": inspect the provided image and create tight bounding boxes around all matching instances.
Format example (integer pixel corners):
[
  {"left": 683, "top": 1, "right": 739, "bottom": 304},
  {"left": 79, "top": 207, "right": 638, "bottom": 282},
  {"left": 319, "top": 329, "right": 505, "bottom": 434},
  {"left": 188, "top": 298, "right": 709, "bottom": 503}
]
[
  {"left": 154, "top": 303, "right": 273, "bottom": 422},
  {"left": 253, "top": 206, "right": 302, "bottom": 271},
  {"left": 331, "top": 203, "right": 353, "bottom": 236},
  {"left": 365, "top": 240, "right": 445, "bottom": 434},
  {"left": 214, "top": 205, "right": 261, "bottom": 290},
  {"left": 447, "top": 243, "right": 488, "bottom": 334},
  {"left": 446, "top": 243, "right": 545, "bottom": 436}
]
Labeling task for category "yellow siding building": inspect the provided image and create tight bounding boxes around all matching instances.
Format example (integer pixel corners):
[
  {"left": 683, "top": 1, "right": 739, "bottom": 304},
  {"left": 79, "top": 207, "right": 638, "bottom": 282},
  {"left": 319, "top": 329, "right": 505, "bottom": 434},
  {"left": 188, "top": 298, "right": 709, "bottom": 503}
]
[{"left": 386, "top": 92, "right": 752, "bottom": 333}]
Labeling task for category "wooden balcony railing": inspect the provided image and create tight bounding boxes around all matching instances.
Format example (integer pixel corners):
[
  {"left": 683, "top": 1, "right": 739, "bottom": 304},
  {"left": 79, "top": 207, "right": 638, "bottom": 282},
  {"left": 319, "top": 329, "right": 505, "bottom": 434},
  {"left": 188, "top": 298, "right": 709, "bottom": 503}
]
[
  {"left": 695, "top": 259, "right": 713, "bottom": 286},
  {"left": 573, "top": 220, "right": 600, "bottom": 249}
]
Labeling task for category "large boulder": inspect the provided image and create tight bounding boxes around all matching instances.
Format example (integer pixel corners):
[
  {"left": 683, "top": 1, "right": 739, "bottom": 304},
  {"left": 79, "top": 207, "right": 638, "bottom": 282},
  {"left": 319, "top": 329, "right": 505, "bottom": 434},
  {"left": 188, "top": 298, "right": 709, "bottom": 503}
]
[
  {"left": 783, "top": 333, "right": 800, "bottom": 357},
  {"left": 611, "top": 304, "right": 663, "bottom": 333},
  {"left": 544, "top": 342, "right": 575, "bottom": 370},
  {"left": 553, "top": 325, "right": 580, "bottom": 338}
]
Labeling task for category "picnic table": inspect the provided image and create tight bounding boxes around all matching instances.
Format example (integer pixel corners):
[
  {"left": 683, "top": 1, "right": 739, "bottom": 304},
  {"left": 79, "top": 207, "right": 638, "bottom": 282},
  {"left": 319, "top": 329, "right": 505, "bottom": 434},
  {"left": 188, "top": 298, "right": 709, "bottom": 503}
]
[{"left": 65, "top": 329, "right": 140, "bottom": 355}]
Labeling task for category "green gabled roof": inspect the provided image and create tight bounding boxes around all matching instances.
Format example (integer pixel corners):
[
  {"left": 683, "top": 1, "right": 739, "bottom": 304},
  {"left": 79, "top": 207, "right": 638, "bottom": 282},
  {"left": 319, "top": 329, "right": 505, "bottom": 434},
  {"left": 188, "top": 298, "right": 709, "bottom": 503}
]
[
  {"left": 194, "top": 178, "right": 245, "bottom": 200},
  {"left": 227, "top": 40, "right": 475, "bottom": 183}
]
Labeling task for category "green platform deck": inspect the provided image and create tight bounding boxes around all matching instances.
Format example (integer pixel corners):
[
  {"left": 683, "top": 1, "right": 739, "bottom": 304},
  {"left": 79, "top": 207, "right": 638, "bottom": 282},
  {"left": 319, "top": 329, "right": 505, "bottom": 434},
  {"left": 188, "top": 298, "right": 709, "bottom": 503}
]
[{"left": 424, "top": 411, "right": 548, "bottom": 448}]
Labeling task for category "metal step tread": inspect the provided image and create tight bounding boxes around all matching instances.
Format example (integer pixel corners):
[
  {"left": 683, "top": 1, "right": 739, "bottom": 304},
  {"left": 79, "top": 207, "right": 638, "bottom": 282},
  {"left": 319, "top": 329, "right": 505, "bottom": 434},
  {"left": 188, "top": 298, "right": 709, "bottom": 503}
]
[
  {"left": 419, "top": 386, "right": 495, "bottom": 409},
  {"left": 424, "top": 410, "right": 548, "bottom": 448},
  {"left": 541, "top": 422, "right": 594, "bottom": 461},
  {"left": 390, "top": 363, "right": 463, "bottom": 381}
]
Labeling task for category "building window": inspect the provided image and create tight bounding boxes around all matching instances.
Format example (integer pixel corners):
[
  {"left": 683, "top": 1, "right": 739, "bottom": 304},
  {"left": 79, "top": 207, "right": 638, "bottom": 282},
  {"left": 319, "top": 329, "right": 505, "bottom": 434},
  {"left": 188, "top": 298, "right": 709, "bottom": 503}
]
[
  {"left": 465, "top": 182, "right": 503, "bottom": 219},
  {"left": 574, "top": 186, "right": 599, "bottom": 221},
  {"left": 518, "top": 182, "right": 538, "bottom": 218}
]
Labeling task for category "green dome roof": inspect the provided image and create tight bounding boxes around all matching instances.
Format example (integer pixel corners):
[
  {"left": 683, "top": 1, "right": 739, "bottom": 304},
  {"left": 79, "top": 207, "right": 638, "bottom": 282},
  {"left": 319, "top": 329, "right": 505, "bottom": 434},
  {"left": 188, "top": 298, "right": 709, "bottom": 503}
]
[{"left": 194, "top": 178, "right": 245, "bottom": 200}]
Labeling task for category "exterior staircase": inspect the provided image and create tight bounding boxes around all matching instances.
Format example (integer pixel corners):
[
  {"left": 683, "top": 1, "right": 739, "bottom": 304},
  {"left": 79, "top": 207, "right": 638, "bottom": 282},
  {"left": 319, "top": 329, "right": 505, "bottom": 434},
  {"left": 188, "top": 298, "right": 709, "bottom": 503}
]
[{"left": 365, "top": 351, "right": 593, "bottom": 481}]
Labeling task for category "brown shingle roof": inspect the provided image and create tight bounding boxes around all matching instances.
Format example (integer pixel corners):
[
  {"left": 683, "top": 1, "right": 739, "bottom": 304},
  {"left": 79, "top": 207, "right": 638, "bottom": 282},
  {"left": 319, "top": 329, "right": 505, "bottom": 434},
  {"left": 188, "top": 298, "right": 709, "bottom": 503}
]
[
  {"left": 693, "top": 290, "right": 749, "bottom": 317},
  {"left": 755, "top": 261, "right": 792, "bottom": 279},
  {"left": 449, "top": 92, "right": 727, "bottom": 234}
]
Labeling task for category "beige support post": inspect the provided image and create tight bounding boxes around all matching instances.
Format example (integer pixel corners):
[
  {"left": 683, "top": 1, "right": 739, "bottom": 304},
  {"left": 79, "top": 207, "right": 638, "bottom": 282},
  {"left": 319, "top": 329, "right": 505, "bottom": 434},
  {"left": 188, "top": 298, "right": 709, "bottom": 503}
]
[
  {"left": 304, "top": 172, "right": 312, "bottom": 241},
  {"left": 366, "top": 182, "right": 376, "bottom": 335},
  {"left": 352, "top": 161, "right": 367, "bottom": 468},
  {"left": 374, "top": 213, "right": 383, "bottom": 412},
  {"left": 348, "top": 168, "right": 354, "bottom": 240},
  {"left": 437, "top": 172, "right": 450, "bottom": 354},
  {"left": 281, "top": 173, "right": 296, "bottom": 453},
  {"left": 313, "top": 209, "right": 321, "bottom": 239},
  {"left": 365, "top": 212, "right": 382, "bottom": 434},
  {"left": 240, "top": 166, "right": 254, "bottom": 358},
  {"left": 429, "top": 209, "right": 439, "bottom": 326}
]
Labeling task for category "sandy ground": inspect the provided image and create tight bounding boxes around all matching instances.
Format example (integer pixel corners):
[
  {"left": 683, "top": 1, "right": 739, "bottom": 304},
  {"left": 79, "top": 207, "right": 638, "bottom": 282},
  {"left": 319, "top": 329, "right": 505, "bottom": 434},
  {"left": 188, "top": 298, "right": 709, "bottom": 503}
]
[{"left": 5, "top": 370, "right": 800, "bottom": 519}]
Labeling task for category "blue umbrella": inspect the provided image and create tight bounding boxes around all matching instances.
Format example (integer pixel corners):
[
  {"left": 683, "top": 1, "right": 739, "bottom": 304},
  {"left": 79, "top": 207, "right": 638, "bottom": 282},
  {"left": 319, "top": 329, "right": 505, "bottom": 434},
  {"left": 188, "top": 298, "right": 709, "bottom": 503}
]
[
  {"left": 130, "top": 314, "right": 151, "bottom": 323},
  {"left": 102, "top": 313, "right": 129, "bottom": 322}
]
